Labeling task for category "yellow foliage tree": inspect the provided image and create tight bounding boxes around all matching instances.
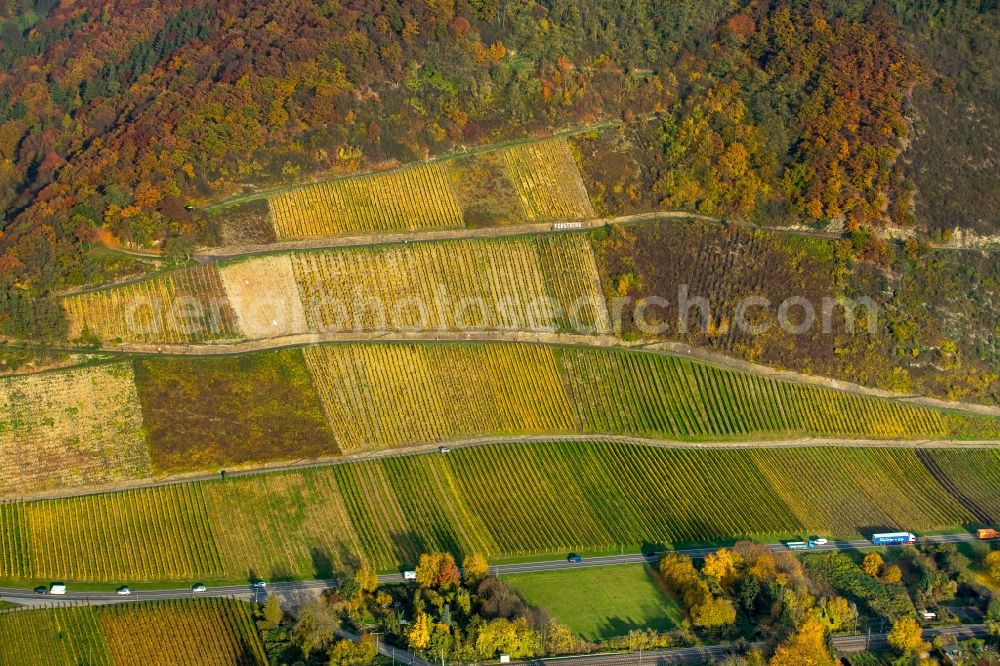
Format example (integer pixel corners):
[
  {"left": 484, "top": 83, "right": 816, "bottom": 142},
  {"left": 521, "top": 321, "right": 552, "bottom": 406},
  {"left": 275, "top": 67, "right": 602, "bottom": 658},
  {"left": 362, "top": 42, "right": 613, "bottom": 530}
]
[
  {"left": 475, "top": 617, "right": 541, "bottom": 659},
  {"left": 544, "top": 620, "right": 580, "bottom": 655},
  {"left": 416, "top": 552, "right": 461, "bottom": 590},
  {"left": 702, "top": 548, "right": 742, "bottom": 590},
  {"left": 691, "top": 597, "right": 737, "bottom": 629},
  {"left": 817, "top": 596, "right": 857, "bottom": 632},
  {"left": 887, "top": 616, "right": 928, "bottom": 655},
  {"left": 462, "top": 553, "right": 490, "bottom": 585},
  {"left": 769, "top": 616, "right": 836, "bottom": 666},
  {"left": 986, "top": 551, "right": 1000, "bottom": 584},
  {"left": 882, "top": 564, "right": 902, "bottom": 585},
  {"left": 407, "top": 612, "right": 432, "bottom": 651},
  {"left": 355, "top": 563, "right": 378, "bottom": 594},
  {"left": 862, "top": 552, "right": 884, "bottom": 578}
]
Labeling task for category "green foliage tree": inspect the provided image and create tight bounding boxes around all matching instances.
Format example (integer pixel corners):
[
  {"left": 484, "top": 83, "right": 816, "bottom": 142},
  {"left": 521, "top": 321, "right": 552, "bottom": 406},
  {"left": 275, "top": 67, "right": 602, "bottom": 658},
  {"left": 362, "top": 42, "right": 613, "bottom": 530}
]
[{"left": 263, "top": 593, "right": 283, "bottom": 628}]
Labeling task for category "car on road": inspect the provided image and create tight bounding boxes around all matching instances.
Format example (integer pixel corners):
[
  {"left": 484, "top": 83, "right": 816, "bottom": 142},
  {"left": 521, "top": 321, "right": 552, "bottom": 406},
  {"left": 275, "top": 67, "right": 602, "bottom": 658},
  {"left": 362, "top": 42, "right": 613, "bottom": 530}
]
[
  {"left": 49, "top": 583, "right": 66, "bottom": 595},
  {"left": 812, "top": 538, "right": 828, "bottom": 546},
  {"left": 642, "top": 550, "right": 658, "bottom": 558},
  {"left": 116, "top": 586, "right": 132, "bottom": 596},
  {"left": 191, "top": 583, "right": 207, "bottom": 593},
  {"left": 251, "top": 581, "right": 267, "bottom": 589},
  {"left": 567, "top": 553, "right": 582, "bottom": 563},
  {"left": 33, "top": 586, "right": 47, "bottom": 595}
]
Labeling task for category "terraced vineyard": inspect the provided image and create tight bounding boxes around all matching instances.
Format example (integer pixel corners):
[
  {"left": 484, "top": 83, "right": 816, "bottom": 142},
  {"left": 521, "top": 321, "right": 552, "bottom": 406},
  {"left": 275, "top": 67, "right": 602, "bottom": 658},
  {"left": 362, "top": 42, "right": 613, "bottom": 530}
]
[
  {"left": 0, "top": 599, "right": 265, "bottom": 666},
  {"left": 501, "top": 139, "right": 596, "bottom": 221},
  {"left": 258, "top": 136, "right": 595, "bottom": 241},
  {"left": 555, "top": 347, "right": 992, "bottom": 440},
  {"left": 0, "top": 363, "right": 149, "bottom": 495},
  {"left": 303, "top": 342, "right": 576, "bottom": 450},
  {"left": 1, "top": 344, "right": 997, "bottom": 498},
  {"left": 268, "top": 161, "right": 463, "bottom": 239},
  {"left": 62, "top": 265, "right": 241, "bottom": 343},
  {"left": 0, "top": 441, "right": 989, "bottom": 581},
  {"left": 289, "top": 235, "right": 609, "bottom": 334}
]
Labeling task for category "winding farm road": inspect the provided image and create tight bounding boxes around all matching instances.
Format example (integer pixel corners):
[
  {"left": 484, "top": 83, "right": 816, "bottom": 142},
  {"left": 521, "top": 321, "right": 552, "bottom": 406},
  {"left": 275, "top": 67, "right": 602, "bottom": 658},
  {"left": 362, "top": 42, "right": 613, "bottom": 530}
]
[
  {"left": 13, "top": 434, "right": 1000, "bottom": 503},
  {"left": 196, "top": 205, "right": 992, "bottom": 261},
  {"left": 37, "top": 332, "right": 1000, "bottom": 419}
]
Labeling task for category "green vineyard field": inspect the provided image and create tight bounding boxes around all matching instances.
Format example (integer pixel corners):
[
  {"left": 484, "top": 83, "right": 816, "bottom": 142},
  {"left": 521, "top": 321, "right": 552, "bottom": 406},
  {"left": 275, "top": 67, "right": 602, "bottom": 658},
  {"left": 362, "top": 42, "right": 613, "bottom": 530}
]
[
  {"left": 0, "top": 442, "right": 992, "bottom": 582},
  {"left": 554, "top": 347, "right": 995, "bottom": 440},
  {"left": 0, "top": 598, "right": 265, "bottom": 666},
  {"left": 0, "top": 606, "right": 110, "bottom": 665}
]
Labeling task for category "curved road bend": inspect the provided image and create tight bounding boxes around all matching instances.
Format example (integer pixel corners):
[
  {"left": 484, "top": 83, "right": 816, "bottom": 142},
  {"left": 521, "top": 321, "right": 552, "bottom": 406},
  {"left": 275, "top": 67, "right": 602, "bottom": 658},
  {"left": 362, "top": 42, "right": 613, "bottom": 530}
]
[{"left": 0, "top": 532, "right": 986, "bottom": 604}]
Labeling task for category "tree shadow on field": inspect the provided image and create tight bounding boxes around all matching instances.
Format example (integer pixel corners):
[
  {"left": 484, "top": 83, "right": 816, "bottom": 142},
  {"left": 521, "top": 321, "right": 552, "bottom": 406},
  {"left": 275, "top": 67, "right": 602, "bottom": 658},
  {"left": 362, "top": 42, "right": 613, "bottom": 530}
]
[
  {"left": 311, "top": 547, "right": 334, "bottom": 579},
  {"left": 389, "top": 528, "right": 464, "bottom": 569},
  {"left": 267, "top": 564, "right": 294, "bottom": 582},
  {"left": 235, "top": 635, "right": 261, "bottom": 666}
]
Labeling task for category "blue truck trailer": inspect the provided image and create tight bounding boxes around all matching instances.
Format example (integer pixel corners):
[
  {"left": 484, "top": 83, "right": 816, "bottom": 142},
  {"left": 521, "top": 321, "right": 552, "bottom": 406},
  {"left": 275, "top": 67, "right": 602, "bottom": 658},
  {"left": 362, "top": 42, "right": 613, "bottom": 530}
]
[{"left": 871, "top": 532, "right": 916, "bottom": 546}]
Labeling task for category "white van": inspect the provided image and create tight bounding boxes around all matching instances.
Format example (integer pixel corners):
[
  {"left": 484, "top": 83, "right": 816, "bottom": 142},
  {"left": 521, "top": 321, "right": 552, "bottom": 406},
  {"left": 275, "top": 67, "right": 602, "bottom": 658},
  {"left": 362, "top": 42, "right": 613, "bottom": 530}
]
[
  {"left": 403, "top": 570, "right": 417, "bottom": 580},
  {"left": 49, "top": 583, "right": 66, "bottom": 595}
]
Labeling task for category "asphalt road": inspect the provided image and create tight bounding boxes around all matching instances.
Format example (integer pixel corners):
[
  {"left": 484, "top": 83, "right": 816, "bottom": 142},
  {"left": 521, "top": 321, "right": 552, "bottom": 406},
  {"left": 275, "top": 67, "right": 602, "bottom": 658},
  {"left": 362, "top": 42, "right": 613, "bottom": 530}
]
[{"left": 0, "top": 532, "right": 987, "bottom": 603}]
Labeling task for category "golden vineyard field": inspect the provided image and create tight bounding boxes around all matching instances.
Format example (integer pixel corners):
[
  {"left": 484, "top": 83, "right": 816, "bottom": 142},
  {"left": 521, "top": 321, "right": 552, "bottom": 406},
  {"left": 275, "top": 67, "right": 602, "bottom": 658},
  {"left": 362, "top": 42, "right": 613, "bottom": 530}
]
[
  {"left": 289, "top": 234, "right": 610, "bottom": 334},
  {"left": 268, "top": 161, "right": 463, "bottom": 239},
  {"left": 0, "top": 599, "right": 266, "bottom": 666},
  {"left": 62, "top": 265, "right": 241, "bottom": 344},
  {"left": 262, "top": 137, "right": 596, "bottom": 240},
  {"left": 60, "top": 230, "right": 611, "bottom": 343}
]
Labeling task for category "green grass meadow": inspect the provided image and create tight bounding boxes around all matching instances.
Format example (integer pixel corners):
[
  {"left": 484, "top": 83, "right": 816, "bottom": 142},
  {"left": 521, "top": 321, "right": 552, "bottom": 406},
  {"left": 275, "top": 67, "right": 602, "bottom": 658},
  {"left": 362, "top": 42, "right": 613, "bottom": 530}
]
[{"left": 506, "top": 563, "right": 683, "bottom": 640}]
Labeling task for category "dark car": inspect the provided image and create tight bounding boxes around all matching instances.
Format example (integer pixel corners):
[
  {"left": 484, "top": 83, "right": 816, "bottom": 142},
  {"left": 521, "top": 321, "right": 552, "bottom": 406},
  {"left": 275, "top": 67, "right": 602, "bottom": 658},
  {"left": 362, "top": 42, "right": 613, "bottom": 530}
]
[
  {"left": 567, "top": 553, "right": 582, "bottom": 563},
  {"left": 33, "top": 585, "right": 47, "bottom": 595}
]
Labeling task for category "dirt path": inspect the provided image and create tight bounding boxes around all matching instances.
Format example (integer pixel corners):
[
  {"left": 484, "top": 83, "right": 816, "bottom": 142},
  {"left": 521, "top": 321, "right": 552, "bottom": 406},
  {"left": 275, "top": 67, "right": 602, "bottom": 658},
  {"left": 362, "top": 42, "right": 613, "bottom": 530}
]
[
  {"left": 196, "top": 208, "right": 989, "bottom": 261},
  {"left": 195, "top": 210, "right": 715, "bottom": 259},
  {"left": 9, "top": 433, "right": 1000, "bottom": 503},
  {"left": 89, "top": 332, "right": 1000, "bottom": 418}
]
